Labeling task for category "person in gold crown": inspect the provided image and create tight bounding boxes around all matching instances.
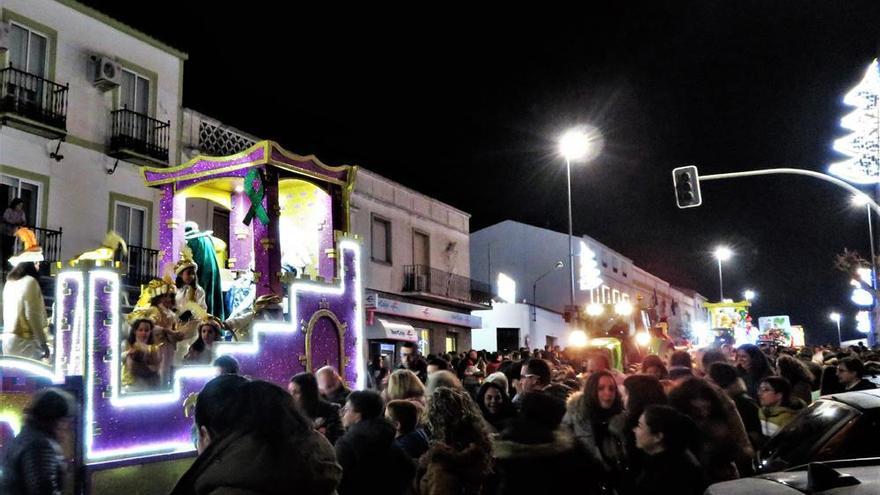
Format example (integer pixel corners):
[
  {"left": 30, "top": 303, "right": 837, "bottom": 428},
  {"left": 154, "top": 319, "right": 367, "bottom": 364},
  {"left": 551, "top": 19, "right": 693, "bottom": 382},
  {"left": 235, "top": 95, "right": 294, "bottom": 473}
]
[
  {"left": 132, "top": 278, "right": 189, "bottom": 388},
  {"left": 2, "top": 228, "right": 50, "bottom": 360},
  {"left": 174, "top": 246, "right": 207, "bottom": 311},
  {"left": 184, "top": 316, "right": 223, "bottom": 365},
  {"left": 224, "top": 294, "right": 284, "bottom": 341},
  {"left": 122, "top": 313, "right": 162, "bottom": 392}
]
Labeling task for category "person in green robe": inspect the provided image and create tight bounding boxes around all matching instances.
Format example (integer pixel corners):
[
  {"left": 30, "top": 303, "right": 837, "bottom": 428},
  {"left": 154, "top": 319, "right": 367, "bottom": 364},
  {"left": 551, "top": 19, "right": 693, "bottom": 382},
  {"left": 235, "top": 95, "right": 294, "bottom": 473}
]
[{"left": 184, "top": 222, "right": 225, "bottom": 320}]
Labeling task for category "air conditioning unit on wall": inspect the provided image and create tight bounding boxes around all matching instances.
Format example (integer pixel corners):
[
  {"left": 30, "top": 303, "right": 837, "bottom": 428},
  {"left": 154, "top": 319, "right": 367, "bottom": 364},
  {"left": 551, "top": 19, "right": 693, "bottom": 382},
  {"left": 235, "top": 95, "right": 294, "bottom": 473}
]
[
  {"left": 90, "top": 55, "right": 122, "bottom": 91},
  {"left": 0, "top": 22, "right": 11, "bottom": 53}
]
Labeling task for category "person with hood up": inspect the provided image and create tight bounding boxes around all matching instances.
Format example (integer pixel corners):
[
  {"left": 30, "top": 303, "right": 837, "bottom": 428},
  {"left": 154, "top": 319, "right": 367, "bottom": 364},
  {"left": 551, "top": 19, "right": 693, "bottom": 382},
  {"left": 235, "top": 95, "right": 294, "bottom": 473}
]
[
  {"left": 335, "top": 390, "right": 415, "bottom": 495},
  {"left": 492, "top": 392, "right": 602, "bottom": 495},
  {"left": 417, "top": 387, "right": 493, "bottom": 495},
  {"left": 170, "top": 375, "right": 341, "bottom": 495}
]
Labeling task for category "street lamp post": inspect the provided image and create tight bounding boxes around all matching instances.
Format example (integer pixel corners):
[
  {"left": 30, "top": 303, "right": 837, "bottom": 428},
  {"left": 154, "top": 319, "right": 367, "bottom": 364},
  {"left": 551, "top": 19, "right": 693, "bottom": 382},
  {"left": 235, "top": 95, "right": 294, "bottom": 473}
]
[
  {"left": 533, "top": 261, "right": 564, "bottom": 321},
  {"left": 713, "top": 246, "right": 733, "bottom": 301},
  {"left": 743, "top": 289, "right": 755, "bottom": 302},
  {"left": 829, "top": 312, "right": 842, "bottom": 346},
  {"left": 559, "top": 128, "right": 599, "bottom": 311}
]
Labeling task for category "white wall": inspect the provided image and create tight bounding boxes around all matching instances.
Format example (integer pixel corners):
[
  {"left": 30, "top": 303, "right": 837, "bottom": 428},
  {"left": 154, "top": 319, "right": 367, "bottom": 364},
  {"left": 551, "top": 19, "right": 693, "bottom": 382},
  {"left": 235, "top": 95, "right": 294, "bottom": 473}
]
[
  {"left": 472, "top": 302, "right": 570, "bottom": 351},
  {"left": 351, "top": 169, "right": 471, "bottom": 295}
]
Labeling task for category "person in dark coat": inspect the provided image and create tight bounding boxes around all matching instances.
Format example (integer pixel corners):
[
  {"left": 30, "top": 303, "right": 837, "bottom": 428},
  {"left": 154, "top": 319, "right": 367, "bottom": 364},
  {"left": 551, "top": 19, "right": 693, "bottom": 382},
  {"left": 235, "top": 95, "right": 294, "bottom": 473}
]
[
  {"left": 708, "top": 361, "right": 765, "bottom": 449},
  {"left": 289, "top": 372, "right": 345, "bottom": 444},
  {"left": 170, "top": 376, "right": 341, "bottom": 495},
  {"left": 837, "top": 357, "right": 878, "bottom": 391},
  {"left": 386, "top": 399, "right": 430, "bottom": 459},
  {"left": 632, "top": 405, "right": 708, "bottom": 495},
  {"left": 476, "top": 381, "right": 516, "bottom": 433},
  {"left": 0, "top": 388, "right": 75, "bottom": 495},
  {"left": 736, "top": 344, "right": 773, "bottom": 399},
  {"left": 776, "top": 354, "right": 814, "bottom": 404},
  {"left": 336, "top": 391, "right": 415, "bottom": 495},
  {"left": 493, "top": 392, "right": 602, "bottom": 495},
  {"left": 316, "top": 365, "right": 351, "bottom": 408}
]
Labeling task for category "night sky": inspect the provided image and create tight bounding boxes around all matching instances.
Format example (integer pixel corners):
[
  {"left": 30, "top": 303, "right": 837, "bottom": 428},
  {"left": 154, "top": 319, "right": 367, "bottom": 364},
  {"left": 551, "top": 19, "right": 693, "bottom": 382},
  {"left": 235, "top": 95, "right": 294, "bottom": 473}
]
[{"left": 82, "top": 1, "right": 880, "bottom": 344}]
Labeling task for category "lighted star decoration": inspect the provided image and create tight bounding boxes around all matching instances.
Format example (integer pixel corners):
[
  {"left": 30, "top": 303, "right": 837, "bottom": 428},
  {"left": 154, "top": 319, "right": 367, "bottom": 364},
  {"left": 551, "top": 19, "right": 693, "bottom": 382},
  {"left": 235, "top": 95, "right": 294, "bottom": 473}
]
[{"left": 829, "top": 59, "right": 880, "bottom": 184}]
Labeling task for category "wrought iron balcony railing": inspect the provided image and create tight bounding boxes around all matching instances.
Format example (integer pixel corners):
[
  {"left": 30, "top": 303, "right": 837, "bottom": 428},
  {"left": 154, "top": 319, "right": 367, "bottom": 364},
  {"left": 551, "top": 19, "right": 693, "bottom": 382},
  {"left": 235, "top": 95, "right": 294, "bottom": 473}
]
[
  {"left": 109, "top": 108, "right": 171, "bottom": 164},
  {"left": 403, "top": 264, "right": 492, "bottom": 306},
  {"left": 0, "top": 66, "right": 68, "bottom": 133}
]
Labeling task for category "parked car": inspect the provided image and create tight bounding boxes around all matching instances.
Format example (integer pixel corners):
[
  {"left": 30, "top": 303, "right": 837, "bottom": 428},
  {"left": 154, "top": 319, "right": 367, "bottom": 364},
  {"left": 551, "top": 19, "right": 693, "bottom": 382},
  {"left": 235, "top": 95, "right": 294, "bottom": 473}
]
[
  {"left": 707, "top": 457, "right": 880, "bottom": 494},
  {"left": 757, "top": 389, "right": 880, "bottom": 474}
]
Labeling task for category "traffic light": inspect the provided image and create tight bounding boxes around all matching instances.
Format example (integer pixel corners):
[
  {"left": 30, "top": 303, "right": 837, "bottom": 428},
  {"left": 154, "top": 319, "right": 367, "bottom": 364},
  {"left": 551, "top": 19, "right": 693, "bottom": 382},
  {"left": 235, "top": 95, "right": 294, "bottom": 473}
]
[{"left": 672, "top": 165, "right": 702, "bottom": 208}]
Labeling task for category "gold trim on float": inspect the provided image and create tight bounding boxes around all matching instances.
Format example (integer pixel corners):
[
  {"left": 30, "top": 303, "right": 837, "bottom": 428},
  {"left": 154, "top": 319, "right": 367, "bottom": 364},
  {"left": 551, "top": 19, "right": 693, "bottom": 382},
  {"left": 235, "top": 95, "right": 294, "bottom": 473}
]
[{"left": 302, "top": 309, "right": 348, "bottom": 373}]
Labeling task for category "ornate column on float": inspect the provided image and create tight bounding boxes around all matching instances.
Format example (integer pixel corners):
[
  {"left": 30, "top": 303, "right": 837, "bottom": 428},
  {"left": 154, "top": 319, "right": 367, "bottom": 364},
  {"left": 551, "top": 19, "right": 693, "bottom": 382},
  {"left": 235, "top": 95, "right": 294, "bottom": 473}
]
[
  {"left": 252, "top": 168, "right": 282, "bottom": 296},
  {"left": 229, "top": 190, "right": 253, "bottom": 271},
  {"left": 159, "top": 185, "right": 186, "bottom": 269}
]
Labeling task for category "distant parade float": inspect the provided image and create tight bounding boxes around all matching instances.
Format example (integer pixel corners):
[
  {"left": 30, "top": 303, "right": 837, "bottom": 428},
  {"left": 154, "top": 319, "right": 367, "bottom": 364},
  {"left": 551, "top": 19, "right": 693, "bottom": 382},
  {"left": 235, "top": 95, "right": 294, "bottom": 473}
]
[{"left": 0, "top": 141, "right": 365, "bottom": 493}]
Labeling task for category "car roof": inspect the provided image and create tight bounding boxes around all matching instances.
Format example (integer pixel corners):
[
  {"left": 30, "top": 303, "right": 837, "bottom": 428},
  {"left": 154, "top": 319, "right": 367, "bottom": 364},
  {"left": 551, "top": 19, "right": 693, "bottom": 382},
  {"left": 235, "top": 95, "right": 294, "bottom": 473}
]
[
  {"left": 709, "top": 461, "right": 880, "bottom": 494},
  {"left": 821, "top": 388, "right": 880, "bottom": 410}
]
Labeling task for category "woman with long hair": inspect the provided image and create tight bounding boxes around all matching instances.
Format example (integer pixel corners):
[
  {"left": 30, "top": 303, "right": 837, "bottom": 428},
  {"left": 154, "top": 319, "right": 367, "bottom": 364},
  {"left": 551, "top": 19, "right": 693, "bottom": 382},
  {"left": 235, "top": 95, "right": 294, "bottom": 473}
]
[
  {"left": 417, "top": 387, "right": 493, "bottom": 495},
  {"left": 184, "top": 320, "right": 222, "bottom": 364},
  {"left": 122, "top": 318, "right": 161, "bottom": 392},
  {"left": 736, "top": 344, "right": 772, "bottom": 399},
  {"left": 668, "top": 377, "right": 754, "bottom": 483},
  {"left": 289, "top": 372, "right": 344, "bottom": 444},
  {"left": 775, "top": 354, "right": 813, "bottom": 404},
  {"left": 476, "top": 380, "right": 515, "bottom": 433},
  {"left": 171, "top": 376, "right": 341, "bottom": 494},
  {"left": 632, "top": 405, "right": 708, "bottom": 495}
]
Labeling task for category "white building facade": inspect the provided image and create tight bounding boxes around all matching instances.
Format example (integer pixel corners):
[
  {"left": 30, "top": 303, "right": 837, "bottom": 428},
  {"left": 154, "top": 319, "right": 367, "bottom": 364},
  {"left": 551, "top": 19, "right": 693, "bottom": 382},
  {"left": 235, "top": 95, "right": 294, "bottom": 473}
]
[
  {"left": 0, "top": 0, "right": 185, "bottom": 272},
  {"left": 470, "top": 220, "right": 709, "bottom": 349}
]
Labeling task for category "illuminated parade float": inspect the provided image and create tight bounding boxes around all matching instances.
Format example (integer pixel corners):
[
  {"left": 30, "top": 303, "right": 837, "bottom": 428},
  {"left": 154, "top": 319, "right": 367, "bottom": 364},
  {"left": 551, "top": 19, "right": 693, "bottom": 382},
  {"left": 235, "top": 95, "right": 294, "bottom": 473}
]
[{"left": 0, "top": 141, "right": 364, "bottom": 492}]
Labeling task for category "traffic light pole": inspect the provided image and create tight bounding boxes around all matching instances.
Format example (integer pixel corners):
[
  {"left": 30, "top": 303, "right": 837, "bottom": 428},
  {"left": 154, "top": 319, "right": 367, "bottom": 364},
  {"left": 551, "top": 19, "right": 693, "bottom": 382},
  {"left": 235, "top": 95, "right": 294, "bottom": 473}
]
[{"left": 697, "top": 166, "right": 880, "bottom": 346}]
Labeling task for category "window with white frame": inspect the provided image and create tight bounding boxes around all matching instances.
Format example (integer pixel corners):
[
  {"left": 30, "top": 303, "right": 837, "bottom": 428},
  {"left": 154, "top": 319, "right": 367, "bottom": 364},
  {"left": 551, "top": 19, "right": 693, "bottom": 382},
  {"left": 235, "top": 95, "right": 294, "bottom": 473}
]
[
  {"left": 371, "top": 215, "right": 391, "bottom": 264},
  {"left": 8, "top": 22, "right": 48, "bottom": 77},
  {"left": 1, "top": 174, "right": 41, "bottom": 227},
  {"left": 612, "top": 289, "right": 620, "bottom": 303},
  {"left": 114, "top": 202, "right": 147, "bottom": 248},
  {"left": 591, "top": 287, "right": 600, "bottom": 304},
  {"left": 119, "top": 69, "right": 150, "bottom": 115},
  {"left": 602, "top": 285, "right": 611, "bottom": 304}
]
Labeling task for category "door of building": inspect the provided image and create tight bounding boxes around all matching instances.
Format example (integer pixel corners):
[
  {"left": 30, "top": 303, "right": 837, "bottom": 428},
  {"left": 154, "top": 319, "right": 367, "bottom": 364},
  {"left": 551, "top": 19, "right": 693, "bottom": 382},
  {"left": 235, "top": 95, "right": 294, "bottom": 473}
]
[{"left": 496, "top": 328, "right": 520, "bottom": 353}]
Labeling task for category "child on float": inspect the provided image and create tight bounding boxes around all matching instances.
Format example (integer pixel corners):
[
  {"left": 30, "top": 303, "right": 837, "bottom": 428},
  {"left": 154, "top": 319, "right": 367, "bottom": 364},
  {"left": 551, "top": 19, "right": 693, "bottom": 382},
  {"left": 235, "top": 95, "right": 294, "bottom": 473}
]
[
  {"left": 175, "top": 247, "right": 207, "bottom": 311},
  {"left": 184, "top": 317, "right": 223, "bottom": 365},
  {"left": 134, "top": 277, "right": 188, "bottom": 388},
  {"left": 122, "top": 316, "right": 162, "bottom": 392}
]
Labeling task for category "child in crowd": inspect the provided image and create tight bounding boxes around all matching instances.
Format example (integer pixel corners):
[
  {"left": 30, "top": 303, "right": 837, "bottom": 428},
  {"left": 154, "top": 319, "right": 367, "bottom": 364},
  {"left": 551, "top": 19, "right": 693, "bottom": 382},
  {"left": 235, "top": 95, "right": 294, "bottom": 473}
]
[{"left": 386, "top": 399, "right": 429, "bottom": 459}]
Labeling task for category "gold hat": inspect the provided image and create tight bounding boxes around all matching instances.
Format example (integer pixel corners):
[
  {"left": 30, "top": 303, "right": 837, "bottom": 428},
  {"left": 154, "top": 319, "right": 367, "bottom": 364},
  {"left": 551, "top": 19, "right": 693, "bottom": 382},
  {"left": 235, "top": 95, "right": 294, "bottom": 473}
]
[
  {"left": 254, "top": 294, "right": 283, "bottom": 312},
  {"left": 8, "top": 227, "right": 44, "bottom": 266},
  {"left": 134, "top": 277, "right": 177, "bottom": 308},
  {"left": 126, "top": 306, "right": 161, "bottom": 325},
  {"left": 174, "top": 245, "right": 198, "bottom": 276}
]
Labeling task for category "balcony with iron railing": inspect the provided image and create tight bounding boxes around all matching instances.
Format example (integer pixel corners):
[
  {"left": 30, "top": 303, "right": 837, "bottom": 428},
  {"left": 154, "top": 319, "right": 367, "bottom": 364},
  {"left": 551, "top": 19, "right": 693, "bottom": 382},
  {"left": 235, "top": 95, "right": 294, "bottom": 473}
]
[
  {"left": 402, "top": 264, "right": 492, "bottom": 308},
  {"left": 109, "top": 108, "right": 171, "bottom": 165},
  {"left": 0, "top": 66, "right": 68, "bottom": 138},
  {"left": 118, "top": 244, "right": 161, "bottom": 289}
]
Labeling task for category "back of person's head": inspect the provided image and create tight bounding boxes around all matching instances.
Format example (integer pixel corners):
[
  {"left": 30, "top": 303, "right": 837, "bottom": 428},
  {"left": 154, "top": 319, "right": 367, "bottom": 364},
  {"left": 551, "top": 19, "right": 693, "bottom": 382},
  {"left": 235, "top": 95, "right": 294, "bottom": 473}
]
[
  {"left": 667, "top": 377, "right": 727, "bottom": 422},
  {"left": 776, "top": 354, "right": 813, "bottom": 384},
  {"left": 426, "top": 386, "right": 490, "bottom": 451},
  {"left": 316, "top": 365, "right": 341, "bottom": 381},
  {"left": 213, "top": 355, "right": 240, "bottom": 375},
  {"left": 224, "top": 380, "right": 311, "bottom": 448},
  {"left": 623, "top": 374, "right": 666, "bottom": 427},
  {"left": 670, "top": 350, "right": 693, "bottom": 369},
  {"left": 386, "top": 399, "right": 421, "bottom": 434},
  {"left": 386, "top": 369, "right": 426, "bottom": 401},
  {"left": 840, "top": 357, "right": 866, "bottom": 377},
  {"left": 426, "top": 370, "right": 463, "bottom": 396},
  {"left": 524, "top": 358, "right": 552, "bottom": 386},
  {"left": 347, "top": 390, "right": 385, "bottom": 420},
  {"left": 195, "top": 374, "right": 249, "bottom": 441},
  {"left": 427, "top": 357, "right": 450, "bottom": 371},
  {"left": 519, "top": 391, "right": 566, "bottom": 431},
  {"left": 668, "top": 367, "right": 694, "bottom": 381},
  {"left": 24, "top": 388, "right": 76, "bottom": 438},
  {"left": 707, "top": 361, "right": 740, "bottom": 389},
  {"left": 7, "top": 261, "right": 40, "bottom": 282},
  {"left": 641, "top": 354, "right": 668, "bottom": 379},
  {"left": 701, "top": 349, "right": 727, "bottom": 371},
  {"left": 642, "top": 404, "right": 696, "bottom": 453}
]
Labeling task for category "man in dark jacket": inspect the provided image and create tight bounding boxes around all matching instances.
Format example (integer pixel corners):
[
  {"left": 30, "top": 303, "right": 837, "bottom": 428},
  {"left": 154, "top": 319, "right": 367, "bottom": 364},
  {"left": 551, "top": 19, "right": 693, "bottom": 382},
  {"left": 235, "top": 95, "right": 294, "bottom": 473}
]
[
  {"left": 336, "top": 391, "right": 415, "bottom": 495},
  {"left": 709, "top": 362, "right": 765, "bottom": 449},
  {"left": 837, "top": 357, "right": 878, "bottom": 391},
  {"left": 0, "top": 388, "right": 75, "bottom": 495},
  {"left": 317, "top": 365, "right": 351, "bottom": 408}
]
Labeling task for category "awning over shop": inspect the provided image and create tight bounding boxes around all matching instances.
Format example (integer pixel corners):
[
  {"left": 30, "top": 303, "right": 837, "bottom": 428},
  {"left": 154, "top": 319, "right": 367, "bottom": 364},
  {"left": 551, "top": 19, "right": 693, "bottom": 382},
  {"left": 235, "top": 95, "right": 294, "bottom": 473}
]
[{"left": 366, "top": 317, "right": 418, "bottom": 342}]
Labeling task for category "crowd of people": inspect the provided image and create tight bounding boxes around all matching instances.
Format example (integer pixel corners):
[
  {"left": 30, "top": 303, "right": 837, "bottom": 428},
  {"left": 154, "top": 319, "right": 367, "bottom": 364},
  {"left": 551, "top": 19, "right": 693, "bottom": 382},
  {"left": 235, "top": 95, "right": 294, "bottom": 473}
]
[{"left": 3, "top": 338, "right": 878, "bottom": 495}]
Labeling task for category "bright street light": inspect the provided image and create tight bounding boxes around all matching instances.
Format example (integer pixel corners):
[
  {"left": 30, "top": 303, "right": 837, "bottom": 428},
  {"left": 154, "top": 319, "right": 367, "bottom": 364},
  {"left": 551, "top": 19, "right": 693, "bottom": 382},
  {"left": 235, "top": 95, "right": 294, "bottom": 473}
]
[
  {"left": 558, "top": 125, "right": 602, "bottom": 314},
  {"left": 743, "top": 290, "right": 755, "bottom": 301},
  {"left": 586, "top": 303, "right": 604, "bottom": 317},
  {"left": 852, "top": 193, "right": 871, "bottom": 206},
  {"left": 713, "top": 246, "right": 733, "bottom": 300},
  {"left": 636, "top": 332, "right": 650, "bottom": 346},
  {"left": 614, "top": 301, "right": 633, "bottom": 316},
  {"left": 568, "top": 329, "right": 589, "bottom": 347},
  {"left": 829, "top": 312, "right": 842, "bottom": 346}
]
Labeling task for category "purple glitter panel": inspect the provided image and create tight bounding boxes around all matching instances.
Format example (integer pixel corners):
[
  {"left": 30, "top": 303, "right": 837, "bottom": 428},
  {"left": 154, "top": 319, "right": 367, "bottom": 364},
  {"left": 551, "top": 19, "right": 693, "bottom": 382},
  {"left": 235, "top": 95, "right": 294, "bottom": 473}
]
[
  {"left": 229, "top": 191, "right": 253, "bottom": 271},
  {"left": 175, "top": 167, "right": 250, "bottom": 192},
  {"left": 310, "top": 317, "right": 341, "bottom": 372},
  {"left": 57, "top": 277, "right": 80, "bottom": 375},
  {"left": 270, "top": 149, "right": 348, "bottom": 183},
  {"left": 144, "top": 148, "right": 265, "bottom": 184}
]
